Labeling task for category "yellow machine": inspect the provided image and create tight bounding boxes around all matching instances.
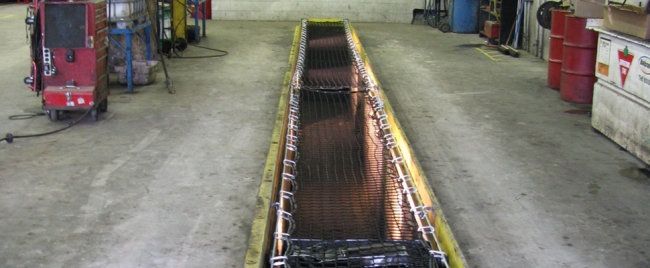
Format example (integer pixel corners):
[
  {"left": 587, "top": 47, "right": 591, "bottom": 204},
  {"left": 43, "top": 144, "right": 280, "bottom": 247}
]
[
  {"left": 171, "top": 0, "right": 186, "bottom": 42},
  {"left": 171, "top": 0, "right": 205, "bottom": 44}
]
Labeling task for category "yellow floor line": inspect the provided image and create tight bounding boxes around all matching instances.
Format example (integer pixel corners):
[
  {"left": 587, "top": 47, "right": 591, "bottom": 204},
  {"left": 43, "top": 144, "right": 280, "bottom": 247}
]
[
  {"left": 476, "top": 47, "right": 501, "bottom": 62},
  {"left": 0, "top": 14, "right": 17, "bottom": 20}
]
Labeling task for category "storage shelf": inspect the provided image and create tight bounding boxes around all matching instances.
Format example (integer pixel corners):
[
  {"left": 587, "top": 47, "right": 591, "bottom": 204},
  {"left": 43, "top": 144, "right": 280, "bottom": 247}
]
[
  {"left": 109, "top": 18, "right": 153, "bottom": 93},
  {"left": 478, "top": 0, "right": 518, "bottom": 45}
]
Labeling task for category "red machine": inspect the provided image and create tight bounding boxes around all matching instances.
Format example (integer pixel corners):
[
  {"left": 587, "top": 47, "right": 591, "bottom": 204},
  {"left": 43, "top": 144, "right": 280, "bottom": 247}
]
[
  {"left": 483, "top": 20, "right": 500, "bottom": 45},
  {"left": 25, "top": 0, "right": 109, "bottom": 121}
]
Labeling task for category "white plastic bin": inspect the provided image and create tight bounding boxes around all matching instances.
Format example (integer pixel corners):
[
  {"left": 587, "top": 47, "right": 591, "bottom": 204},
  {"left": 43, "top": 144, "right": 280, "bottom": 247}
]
[
  {"left": 115, "top": 60, "right": 159, "bottom": 85},
  {"left": 108, "top": 0, "right": 147, "bottom": 21}
]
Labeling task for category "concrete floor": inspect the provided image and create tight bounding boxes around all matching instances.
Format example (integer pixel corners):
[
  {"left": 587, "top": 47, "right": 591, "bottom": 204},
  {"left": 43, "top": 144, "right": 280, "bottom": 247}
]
[{"left": 1, "top": 4, "right": 649, "bottom": 268}]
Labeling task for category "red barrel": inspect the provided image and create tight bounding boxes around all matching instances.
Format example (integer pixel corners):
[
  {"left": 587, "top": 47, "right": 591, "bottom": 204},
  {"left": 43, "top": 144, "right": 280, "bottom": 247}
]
[
  {"left": 560, "top": 15, "right": 598, "bottom": 103},
  {"left": 192, "top": 0, "right": 212, "bottom": 19},
  {"left": 206, "top": 0, "right": 212, "bottom": 19},
  {"left": 548, "top": 9, "right": 571, "bottom": 89}
]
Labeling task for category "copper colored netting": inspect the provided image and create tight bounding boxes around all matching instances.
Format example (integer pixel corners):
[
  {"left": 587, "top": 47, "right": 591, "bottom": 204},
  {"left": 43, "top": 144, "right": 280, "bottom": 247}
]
[{"left": 283, "top": 22, "right": 434, "bottom": 267}]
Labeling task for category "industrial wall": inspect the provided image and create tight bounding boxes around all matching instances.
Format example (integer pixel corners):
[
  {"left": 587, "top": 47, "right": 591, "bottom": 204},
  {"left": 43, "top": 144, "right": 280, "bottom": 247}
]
[
  {"left": 524, "top": 0, "right": 553, "bottom": 60},
  {"left": 213, "top": 0, "right": 423, "bottom": 23}
]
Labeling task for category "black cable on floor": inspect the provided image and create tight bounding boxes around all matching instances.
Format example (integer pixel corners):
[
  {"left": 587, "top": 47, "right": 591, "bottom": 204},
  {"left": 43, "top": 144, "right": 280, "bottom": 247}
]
[
  {"left": 1, "top": 107, "right": 94, "bottom": 144},
  {"left": 173, "top": 43, "right": 228, "bottom": 59},
  {"left": 167, "top": 0, "right": 229, "bottom": 59},
  {"left": 8, "top": 112, "right": 45, "bottom": 120}
]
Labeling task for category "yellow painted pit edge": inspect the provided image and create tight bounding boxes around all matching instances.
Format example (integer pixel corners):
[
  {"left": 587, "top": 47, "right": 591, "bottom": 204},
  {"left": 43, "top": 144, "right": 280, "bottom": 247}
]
[
  {"left": 245, "top": 20, "right": 468, "bottom": 268},
  {"left": 244, "top": 24, "right": 301, "bottom": 268},
  {"left": 349, "top": 23, "right": 469, "bottom": 268},
  {"left": 306, "top": 18, "right": 344, "bottom": 23}
]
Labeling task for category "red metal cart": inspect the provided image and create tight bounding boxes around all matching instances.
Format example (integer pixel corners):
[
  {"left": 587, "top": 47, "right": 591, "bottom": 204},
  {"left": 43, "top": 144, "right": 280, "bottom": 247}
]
[{"left": 25, "top": 0, "right": 109, "bottom": 121}]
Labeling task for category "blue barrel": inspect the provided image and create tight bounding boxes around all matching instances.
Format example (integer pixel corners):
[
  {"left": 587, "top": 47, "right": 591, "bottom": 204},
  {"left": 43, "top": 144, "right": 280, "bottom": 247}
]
[{"left": 450, "top": 0, "right": 480, "bottom": 33}]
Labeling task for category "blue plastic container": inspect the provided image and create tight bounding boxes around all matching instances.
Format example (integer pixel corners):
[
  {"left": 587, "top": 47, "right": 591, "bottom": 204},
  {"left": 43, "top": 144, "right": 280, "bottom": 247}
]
[{"left": 450, "top": 0, "right": 480, "bottom": 33}]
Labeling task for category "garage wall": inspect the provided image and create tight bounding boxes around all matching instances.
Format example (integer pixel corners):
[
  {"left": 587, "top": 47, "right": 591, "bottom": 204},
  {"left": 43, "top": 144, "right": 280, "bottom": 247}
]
[
  {"left": 521, "top": 0, "right": 549, "bottom": 60},
  {"left": 213, "top": 0, "right": 423, "bottom": 23}
]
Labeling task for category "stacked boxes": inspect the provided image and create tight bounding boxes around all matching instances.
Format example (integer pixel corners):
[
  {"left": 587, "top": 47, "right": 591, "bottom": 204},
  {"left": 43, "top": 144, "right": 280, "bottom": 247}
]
[
  {"left": 602, "top": 5, "right": 650, "bottom": 39},
  {"left": 574, "top": 0, "right": 605, "bottom": 18}
]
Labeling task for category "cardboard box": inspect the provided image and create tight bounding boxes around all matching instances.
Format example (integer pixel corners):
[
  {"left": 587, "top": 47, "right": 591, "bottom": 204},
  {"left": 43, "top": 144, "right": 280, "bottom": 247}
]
[
  {"left": 595, "top": 27, "right": 650, "bottom": 102},
  {"left": 586, "top": 18, "right": 604, "bottom": 27},
  {"left": 484, "top": 21, "right": 499, "bottom": 39},
  {"left": 574, "top": 0, "right": 604, "bottom": 18},
  {"left": 602, "top": 5, "right": 650, "bottom": 39}
]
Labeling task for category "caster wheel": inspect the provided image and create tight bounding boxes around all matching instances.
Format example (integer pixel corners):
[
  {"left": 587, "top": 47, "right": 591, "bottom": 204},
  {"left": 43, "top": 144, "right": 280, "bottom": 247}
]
[
  {"left": 47, "top": 110, "right": 59, "bottom": 122},
  {"left": 99, "top": 99, "right": 108, "bottom": 113},
  {"left": 90, "top": 108, "right": 98, "bottom": 121},
  {"left": 438, "top": 22, "right": 451, "bottom": 33}
]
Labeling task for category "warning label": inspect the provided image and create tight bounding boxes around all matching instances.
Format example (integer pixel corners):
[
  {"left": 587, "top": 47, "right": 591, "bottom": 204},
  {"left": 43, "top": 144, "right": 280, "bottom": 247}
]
[
  {"left": 618, "top": 48, "right": 635, "bottom": 87},
  {"left": 597, "top": 38, "right": 611, "bottom": 76}
]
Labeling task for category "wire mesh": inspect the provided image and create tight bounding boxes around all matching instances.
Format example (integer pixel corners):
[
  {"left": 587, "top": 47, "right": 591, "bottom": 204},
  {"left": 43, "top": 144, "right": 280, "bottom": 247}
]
[
  {"left": 302, "top": 21, "right": 360, "bottom": 90},
  {"left": 289, "top": 89, "right": 433, "bottom": 267},
  {"left": 278, "top": 21, "right": 435, "bottom": 267}
]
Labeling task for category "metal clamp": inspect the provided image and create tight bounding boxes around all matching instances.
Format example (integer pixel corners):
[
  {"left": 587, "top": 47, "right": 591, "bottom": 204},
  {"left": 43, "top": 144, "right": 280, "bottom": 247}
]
[
  {"left": 411, "top": 205, "right": 433, "bottom": 219},
  {"left": 371, "top": 99, "right": 382, "bottom": 108},
  {"left": 384, "top": 133, "right": 397, "bottom": 149},
  {"left": 430, "top": 250, "right": 449, "bottom": 268},
  {"left": 283, "top": 159, "right": 297, "bottom": 168},
  {"left": 397, "top": 174, "right": 412, "bottom": 183},
  {"left": 343, "top": 20, "right": 376, "bottom": 90},
  {"left": 280, "top": 189, "right": 295, "bottom": 199},
  {"left": 286, "top": 135, "right": 299, "bottom": 146},
  {"left": 276, "top": 208, "right": 296, "bottom": 233},
  {"left": 290, "top": 98, "right": 300, "bottom": 107},
  {"left": 282, "top": 173, "right": 298, "bottom": 192},
  {"left": 430, "top": 250, "right": 447, "bottom": 259},
  {"left": 274, "top": 231, "right": 291, "bottom": 241},
  {"left": 379, "top": 122, "right": 391, "bottom": 131},
  {"left": 270, "top": 255, "right": 290, "bottom": 267},
  {"left": 386, "top": 141, "right": 398, "bottom": 149},
  {"left": 286, "top": 143, "right": 297, "bottom": 152},
  {"left": 280, "top": 190, "right": 297, "bottom": 213},
  {"left": 290, "top": 19, "right": 308, "bottom": 90},
  {"left": 403, "top": 185, "right": 418, "bottom": 195},
  {"left": 418, "top": 225, "right": 435, "bottom": 235}
]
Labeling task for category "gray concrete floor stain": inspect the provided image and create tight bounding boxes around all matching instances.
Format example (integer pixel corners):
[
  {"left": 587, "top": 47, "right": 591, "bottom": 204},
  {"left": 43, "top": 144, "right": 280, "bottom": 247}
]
[{"left": 1, "top": 4, "right": 649, "bottom": 268}]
